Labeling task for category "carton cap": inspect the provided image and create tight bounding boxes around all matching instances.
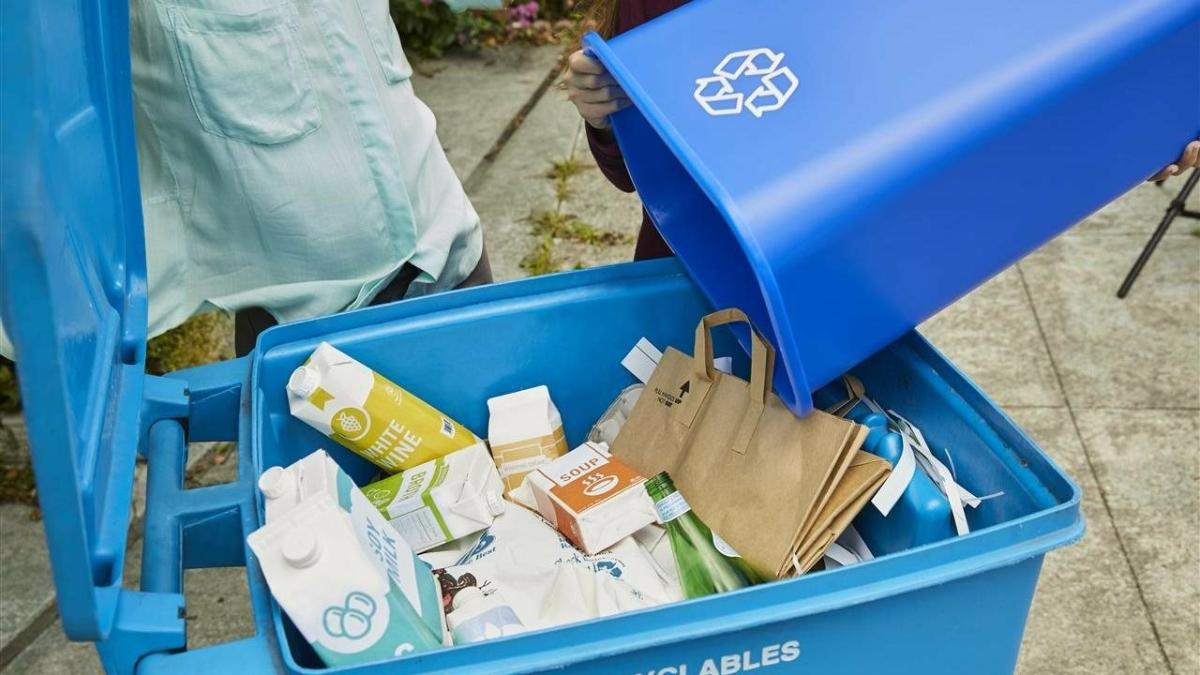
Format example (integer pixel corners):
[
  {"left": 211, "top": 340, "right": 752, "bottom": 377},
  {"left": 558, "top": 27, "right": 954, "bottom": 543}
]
[
  {"left": 258, "top": 466, "right": 293, "bottom": 500},
  {"left": 281, "top": 530, "right": 321, "bottom": 568},
  {"left": 287, "top": 366, "right": 319, "bottom": 398}
]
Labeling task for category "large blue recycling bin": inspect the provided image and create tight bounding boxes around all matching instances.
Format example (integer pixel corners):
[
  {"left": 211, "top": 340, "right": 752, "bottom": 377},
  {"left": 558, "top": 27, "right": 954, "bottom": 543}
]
[
  {"left": 585, "top": 0, "right": 1200, "bottom": 415},
  {"left": 3, "top": 0, "right": 1198, "bottom": 672}
]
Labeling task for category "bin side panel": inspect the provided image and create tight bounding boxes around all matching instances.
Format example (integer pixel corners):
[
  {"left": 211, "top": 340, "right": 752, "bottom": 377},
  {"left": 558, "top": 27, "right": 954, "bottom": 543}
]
[
  {"left": 765, "top": 18, "right": 1200, "bottom": 394},
  {"left": 556, "top": 557, "right": 1042, "bottom": 675}
]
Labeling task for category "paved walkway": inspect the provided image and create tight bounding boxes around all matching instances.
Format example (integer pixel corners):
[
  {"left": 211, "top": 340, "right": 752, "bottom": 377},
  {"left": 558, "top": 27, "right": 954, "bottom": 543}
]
[{"left": 0, "top": 44, "right": 1196, "bottom": 674}]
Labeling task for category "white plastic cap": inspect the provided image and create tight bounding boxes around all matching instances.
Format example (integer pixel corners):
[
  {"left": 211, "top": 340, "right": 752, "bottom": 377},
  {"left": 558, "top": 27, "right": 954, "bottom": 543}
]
[
  {"left": 451, "top": 586, "right": 485, "bottom": 612},
  {"left": 287, "top": 366, "right": 319, "bottom": 397},
  {"left": 258, "top": 466, "right": 291, "bottom": 500},
  {"left": 281, "top": 530, "right": 321, "bottom": 568},
  {"left": 485, "top": 492, "right": 506, "bottom": 516}
]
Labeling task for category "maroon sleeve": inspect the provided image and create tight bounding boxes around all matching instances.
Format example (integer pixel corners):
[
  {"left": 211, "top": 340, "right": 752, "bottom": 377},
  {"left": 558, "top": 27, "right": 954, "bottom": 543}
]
[{"left": 587, "top": 124, "right": 636, "bottom": 193}]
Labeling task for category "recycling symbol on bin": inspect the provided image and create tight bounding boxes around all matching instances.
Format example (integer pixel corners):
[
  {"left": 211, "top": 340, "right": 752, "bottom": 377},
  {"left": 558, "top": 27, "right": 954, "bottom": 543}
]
[{"left": 693, "top": 47, "right": 798, "bottom": 118}]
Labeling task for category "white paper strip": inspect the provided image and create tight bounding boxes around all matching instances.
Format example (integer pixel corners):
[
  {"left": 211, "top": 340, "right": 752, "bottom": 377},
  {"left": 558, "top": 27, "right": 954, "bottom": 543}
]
[
  {"left": 836, "top": 525, "right": 873, "bottom": 562},
  {"left": 822, "top": 542, "right": 859, "bottom": 569},
  {"left": 714, "top": 356, "right": 733, "bottom": 374},
  {"left": 621, "top": 338, "right": 663, "bottom": 384},
  {"left": 870, "top": 435, "right": 916, "bottom": 517}
]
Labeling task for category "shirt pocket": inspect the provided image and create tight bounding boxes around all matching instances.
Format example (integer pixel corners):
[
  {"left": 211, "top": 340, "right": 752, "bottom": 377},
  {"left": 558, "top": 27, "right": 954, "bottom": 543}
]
[
  {"left": 167, "top": 3, "right": 321, "bottom": 145},
  {"left": 354, "top": 0, "right": 413, "bottom": 84}
]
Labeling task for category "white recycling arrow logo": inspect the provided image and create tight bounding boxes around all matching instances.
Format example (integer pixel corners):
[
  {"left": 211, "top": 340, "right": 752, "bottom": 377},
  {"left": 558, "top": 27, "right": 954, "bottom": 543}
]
[{"left": 693, "top": 47, "right": 798, "bottom": 118}]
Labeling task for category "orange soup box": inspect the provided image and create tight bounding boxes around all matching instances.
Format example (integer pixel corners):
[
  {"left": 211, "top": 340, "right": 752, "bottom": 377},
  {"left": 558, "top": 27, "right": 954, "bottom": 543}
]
[{"left": 525, "top": 442, "right": 657, "bottom": 554}]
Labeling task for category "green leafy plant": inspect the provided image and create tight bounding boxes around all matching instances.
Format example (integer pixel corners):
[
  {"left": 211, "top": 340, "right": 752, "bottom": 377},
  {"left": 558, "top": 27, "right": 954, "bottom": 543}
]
[
  {"left": 546, "top": 156, "right": 590, "bottom": 203},
  {"left": 391, "top": 0, "right": 503, "bottom": 58}
]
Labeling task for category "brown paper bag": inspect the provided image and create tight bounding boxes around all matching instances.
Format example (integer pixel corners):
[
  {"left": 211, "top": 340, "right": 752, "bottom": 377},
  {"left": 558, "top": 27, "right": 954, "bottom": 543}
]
[{"left": 610, "top": 309, "right": 890, "bottom": 579}]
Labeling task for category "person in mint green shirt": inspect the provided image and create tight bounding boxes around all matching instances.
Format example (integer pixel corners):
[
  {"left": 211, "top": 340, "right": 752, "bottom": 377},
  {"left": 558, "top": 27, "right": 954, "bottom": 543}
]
[{"left": 129, "top": 0, "right": 492, "bottom": 355}]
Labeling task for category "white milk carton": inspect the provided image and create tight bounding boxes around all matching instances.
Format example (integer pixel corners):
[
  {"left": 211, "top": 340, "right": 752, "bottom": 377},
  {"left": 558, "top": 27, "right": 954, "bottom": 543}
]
[
  {"left": 519, "top": 441, "right": 657, "bottom": 554},
  {"left": 487, "top": 386, "right": 569, "bottom": 492},
  {"left": 361, "top": 443, "right": 506, "bottom": 553},
  {"left": 256, "top": 450, "right": 446, "bottom": 644},
  {"left": 249, "top": 497, "right": 443, "bottom": 666},
  {"left": 287, "top": 342, "right": 481, "bottom": 472}
]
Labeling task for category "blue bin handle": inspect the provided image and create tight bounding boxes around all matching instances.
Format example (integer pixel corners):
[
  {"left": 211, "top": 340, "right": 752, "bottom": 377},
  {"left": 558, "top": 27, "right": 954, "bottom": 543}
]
[{"left": 91, "top": 357, "right": 284, "bottom": 673}]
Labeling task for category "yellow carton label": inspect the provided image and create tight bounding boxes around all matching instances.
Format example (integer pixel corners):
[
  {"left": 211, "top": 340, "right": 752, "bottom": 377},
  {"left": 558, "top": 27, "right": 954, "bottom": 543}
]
[{"left": 324, "top": 374, "right": 479, "bottom": 472}]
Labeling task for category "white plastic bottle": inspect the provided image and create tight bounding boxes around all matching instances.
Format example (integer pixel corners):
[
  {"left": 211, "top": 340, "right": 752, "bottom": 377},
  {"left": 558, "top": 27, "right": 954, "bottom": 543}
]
[{"left": 445, "top": 587, "right": 526, "bottom": 644}]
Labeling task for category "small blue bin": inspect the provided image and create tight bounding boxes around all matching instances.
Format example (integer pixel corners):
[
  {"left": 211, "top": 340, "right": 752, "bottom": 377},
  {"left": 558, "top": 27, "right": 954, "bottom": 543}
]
[
  {"left": 4, "top": 0, "right": 1198, "bottom": 672},
  {"left": 584, "top": 0, "right": 1200, "bottom": 415}
]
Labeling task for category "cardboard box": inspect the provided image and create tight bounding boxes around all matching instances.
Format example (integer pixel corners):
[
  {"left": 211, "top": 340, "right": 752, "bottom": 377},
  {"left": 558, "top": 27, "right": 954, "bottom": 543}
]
[{"left": 524, "top": 442, "right": 657, "bottom": 554}]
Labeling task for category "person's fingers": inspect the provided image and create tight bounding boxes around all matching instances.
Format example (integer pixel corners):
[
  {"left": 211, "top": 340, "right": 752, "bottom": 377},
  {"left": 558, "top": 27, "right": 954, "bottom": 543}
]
[
  {"left": 568, "top": 50, "right": 606, "bottom": 75},
  {"left": 567, "top": 71, "right": 616, "bottom": 91},
  {"left": 570, "top": 85, "right": 626, "bottom": 104},
  {"left": 1148, "top": 164, "right": 1179, "bottom": 182},
  {"left": 578, "top": 98, "right": 630, "bottom": 127},
  {"left": 1179, "top": 140, "right": 1200, "bottom": 170}
]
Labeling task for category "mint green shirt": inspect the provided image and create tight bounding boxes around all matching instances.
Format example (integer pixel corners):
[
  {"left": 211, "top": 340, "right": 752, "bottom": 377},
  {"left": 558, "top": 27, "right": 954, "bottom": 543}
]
[{"left": 129, "top": 0, "right": 483, "bottom": 338}]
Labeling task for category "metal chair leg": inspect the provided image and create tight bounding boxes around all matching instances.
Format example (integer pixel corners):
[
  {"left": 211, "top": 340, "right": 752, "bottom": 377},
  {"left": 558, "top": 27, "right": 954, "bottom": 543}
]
[{"left": 1117, "top": 168, "right": 1200, "bottom": 298}]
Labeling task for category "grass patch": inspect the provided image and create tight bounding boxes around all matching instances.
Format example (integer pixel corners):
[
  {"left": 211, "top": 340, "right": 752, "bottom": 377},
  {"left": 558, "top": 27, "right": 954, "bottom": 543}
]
[
  {"left": 528, "top": 210, "right": 629, "bottom": 246},
  {"left": 519, "top": 236, "right": 557, "bottom": 276},
  {"left": 545, "top": 156, "right": 590, "bottom": 204}
]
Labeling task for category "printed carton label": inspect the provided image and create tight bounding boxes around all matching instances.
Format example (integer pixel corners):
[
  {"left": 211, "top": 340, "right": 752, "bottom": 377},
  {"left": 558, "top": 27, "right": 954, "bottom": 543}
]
[
  {"left": 543, "top": 448, "right": 643, "bottom": 514},
  {"left": 490, "top": 427, "right": 568, "bottom": 491}
]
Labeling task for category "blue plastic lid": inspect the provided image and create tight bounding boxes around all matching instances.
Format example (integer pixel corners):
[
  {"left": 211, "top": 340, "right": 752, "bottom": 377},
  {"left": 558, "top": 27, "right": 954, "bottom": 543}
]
[
  {"left": 585, "top": 0, "right": 1200, "bottom": 415},
  {"left": 0, "top": 1, "right": 147, "bottom": 639}
]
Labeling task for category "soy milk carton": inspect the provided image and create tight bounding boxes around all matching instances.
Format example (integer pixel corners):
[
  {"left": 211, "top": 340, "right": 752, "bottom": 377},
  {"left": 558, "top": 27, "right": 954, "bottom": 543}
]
[
  {"left": 287, "top": 342, "right": 481, "bottom": 472},
  {"left": 255, "top": 450, "right": 446, "bottom": 646},
  {"left": 249, "top": 497, "right": 444, "bottom": 666}
]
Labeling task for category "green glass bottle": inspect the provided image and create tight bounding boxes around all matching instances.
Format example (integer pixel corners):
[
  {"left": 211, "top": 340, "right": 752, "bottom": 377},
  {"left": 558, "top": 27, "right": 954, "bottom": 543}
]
[{"left": 644, "top": 471, "right": 762, "bottom": 599}]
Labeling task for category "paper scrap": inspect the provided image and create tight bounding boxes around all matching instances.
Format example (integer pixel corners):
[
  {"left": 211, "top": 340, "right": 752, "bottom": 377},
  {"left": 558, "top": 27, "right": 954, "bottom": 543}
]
[
  {"left": 870, "top": 437, "right": 915, "bottom": 517},
  {"left": 621, "top": 338, "right": 663, "bottom": 384},
  {"left": 837, "top": 525, "right": 873, "bottom": 562},
  {"left": 822, "top": 542, "right": 858, "bottom": 569},
  {"left": 822, "top": 525, "right": 874, "bottom": 570}
]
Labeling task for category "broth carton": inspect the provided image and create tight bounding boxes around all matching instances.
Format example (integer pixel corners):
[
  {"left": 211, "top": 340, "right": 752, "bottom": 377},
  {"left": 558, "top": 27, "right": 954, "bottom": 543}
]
[
  {"left": 521, "top": 441, "right": 657, "bottom": 554},
  {"left": 255, "top": 450, "right": 446, "bottom": 646},
  {"left": 287, "top": 342, "right": 481, "bottom": 472},
  {"left": 487, "top": 386, "right": 569, "bottom": 492},
  {"left": 362, "top": 443, "right": 506, "bottom": 553}
]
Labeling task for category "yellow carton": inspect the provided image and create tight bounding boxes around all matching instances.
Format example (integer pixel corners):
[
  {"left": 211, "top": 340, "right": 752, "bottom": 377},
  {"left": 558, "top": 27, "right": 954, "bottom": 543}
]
[{"left": 287, "top": 342, "right": 481, "bottom": 472}]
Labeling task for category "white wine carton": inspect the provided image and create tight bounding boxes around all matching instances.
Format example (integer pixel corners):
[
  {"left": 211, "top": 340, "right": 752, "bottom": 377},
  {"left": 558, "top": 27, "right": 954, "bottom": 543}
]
[{"left": 287, "top": 342, "right": 481, "bottom": 472}]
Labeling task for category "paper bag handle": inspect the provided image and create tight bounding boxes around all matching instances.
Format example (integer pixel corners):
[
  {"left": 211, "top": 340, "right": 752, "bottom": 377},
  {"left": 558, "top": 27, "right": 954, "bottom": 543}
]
[{"left": 680, "top": 309, "right": 776, "bottom": 453}]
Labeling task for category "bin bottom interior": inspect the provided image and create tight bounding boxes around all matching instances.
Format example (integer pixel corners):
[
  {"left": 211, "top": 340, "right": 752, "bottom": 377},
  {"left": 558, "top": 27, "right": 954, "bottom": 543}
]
[{"left": 252, "top": 263, "right": 1072, "bottom": 671}]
